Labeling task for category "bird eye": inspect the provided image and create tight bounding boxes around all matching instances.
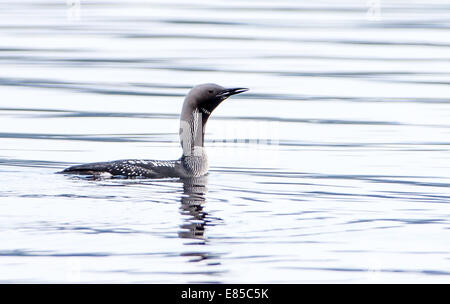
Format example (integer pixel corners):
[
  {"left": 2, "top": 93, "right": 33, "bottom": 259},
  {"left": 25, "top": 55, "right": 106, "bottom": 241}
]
[{"left": 208, "top": 90, "right": 213, "bottom": 94}]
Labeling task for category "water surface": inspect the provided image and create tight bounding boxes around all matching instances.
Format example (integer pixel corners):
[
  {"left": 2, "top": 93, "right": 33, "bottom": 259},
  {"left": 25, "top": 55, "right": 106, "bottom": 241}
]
[{"left": 1, "top": 0, "right": 450, "bottom": 283}]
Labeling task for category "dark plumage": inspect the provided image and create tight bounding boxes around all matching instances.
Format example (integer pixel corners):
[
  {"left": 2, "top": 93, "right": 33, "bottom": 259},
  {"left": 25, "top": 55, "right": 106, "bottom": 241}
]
[{"left": 59, "top": 83, "right": 248, "bottom": 178}]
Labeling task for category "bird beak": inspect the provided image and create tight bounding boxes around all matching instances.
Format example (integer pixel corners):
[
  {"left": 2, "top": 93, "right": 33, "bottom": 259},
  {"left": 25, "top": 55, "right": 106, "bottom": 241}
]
[{"left": 217, "top": 87, "right": 249, "bottom": 98}]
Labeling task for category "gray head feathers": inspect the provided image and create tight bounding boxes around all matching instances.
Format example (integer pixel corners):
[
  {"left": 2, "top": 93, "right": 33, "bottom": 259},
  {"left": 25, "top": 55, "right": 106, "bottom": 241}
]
[{"left": 179, "top": 84, "right": 248, "bottom": 158}]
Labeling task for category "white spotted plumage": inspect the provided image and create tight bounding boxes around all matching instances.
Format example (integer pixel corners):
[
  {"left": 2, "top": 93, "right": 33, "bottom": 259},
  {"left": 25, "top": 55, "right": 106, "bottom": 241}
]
[{"left": 60, "top": 83, "right": 247, "bottom": 178}]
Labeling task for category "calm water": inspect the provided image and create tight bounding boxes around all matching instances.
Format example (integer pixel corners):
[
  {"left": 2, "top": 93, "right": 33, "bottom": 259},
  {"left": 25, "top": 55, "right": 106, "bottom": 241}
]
[{"left": 1, "top": 0, "right": 450, "bottom": 283}]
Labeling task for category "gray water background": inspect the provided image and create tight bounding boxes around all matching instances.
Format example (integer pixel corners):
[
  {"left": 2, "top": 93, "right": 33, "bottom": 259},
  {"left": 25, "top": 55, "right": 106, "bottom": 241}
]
[{"left": 1, "top": 0, "right": 450, "bottom": 283}]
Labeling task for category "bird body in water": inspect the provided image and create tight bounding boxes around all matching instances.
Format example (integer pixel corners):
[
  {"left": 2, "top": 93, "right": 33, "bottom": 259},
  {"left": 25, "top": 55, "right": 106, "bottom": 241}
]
[{"left": 59, "top": 84, "right": 248, "bottom": 178}]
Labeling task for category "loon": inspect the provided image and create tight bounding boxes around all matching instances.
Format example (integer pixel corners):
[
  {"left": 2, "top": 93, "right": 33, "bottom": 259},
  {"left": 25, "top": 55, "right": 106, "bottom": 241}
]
[{"left": 59, "top": 83, "right": 248, "bottom": 178}]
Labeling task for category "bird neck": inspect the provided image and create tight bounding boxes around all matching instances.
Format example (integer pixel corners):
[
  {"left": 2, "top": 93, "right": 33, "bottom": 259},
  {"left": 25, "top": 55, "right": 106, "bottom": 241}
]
[{"left": 179, "top": 106, "right": 207, "bottom": 158}]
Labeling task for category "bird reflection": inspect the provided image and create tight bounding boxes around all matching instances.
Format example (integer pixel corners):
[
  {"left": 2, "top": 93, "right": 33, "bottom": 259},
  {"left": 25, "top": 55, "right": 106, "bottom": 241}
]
[
  {"left": 178, "top": 176, "right": 225, "bottom": 265},
  {"left": 178, "top": 175, "right": 212, "bottom": 241}
]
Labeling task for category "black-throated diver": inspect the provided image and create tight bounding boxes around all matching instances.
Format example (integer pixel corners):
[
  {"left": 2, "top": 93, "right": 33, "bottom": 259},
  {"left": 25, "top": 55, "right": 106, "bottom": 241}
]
[{"left": 59, "top": 83, "right": 248, "bottom": 178}]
